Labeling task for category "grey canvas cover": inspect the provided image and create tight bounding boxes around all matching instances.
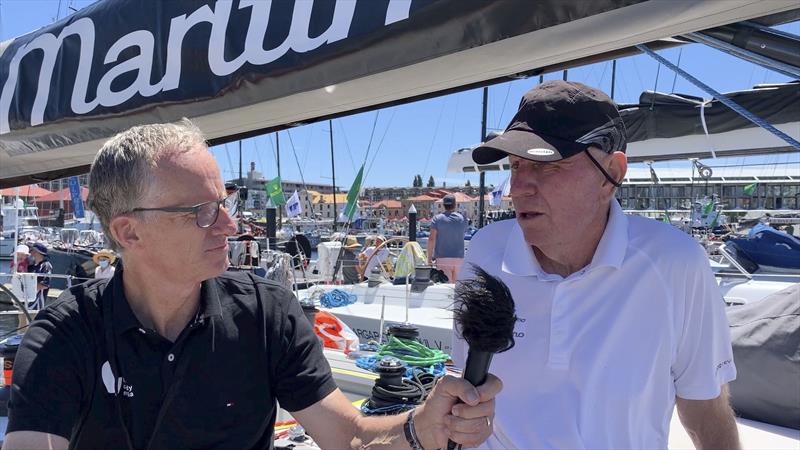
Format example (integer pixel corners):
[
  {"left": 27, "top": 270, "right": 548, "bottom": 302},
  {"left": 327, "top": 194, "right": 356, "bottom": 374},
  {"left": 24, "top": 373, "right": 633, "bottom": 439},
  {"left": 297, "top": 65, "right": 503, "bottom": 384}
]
[{"left": 727, "top": 284, "right": 800, "bottom": 430}]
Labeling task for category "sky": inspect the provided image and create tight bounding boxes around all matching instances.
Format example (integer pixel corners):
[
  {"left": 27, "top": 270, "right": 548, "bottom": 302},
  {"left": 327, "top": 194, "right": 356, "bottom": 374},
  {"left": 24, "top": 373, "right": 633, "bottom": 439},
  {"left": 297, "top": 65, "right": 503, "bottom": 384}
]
[{"left": 1, "top": 0, "right": 798, "bottom": 190}]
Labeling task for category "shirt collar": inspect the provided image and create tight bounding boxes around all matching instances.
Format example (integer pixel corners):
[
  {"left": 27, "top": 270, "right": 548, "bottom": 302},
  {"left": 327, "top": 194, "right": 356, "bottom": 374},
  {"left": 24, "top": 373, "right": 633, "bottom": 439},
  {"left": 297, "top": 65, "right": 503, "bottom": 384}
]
[
  {"left": 109, "top": 268, "right": 224, "bottom": 336},
  {"left": 501, "top": 222, "right": 546, "bottom": 278},
  {"left": 588, "top": 199, "right": 628, "bottom": 271},
  {"left": 501, "top": 199, "right": 628, "bottom": 279}
]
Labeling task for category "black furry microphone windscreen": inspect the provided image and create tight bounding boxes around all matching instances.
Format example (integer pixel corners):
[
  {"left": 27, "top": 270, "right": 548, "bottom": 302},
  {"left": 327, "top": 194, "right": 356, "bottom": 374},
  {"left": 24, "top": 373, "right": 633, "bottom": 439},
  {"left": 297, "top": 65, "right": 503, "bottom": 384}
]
[
  {"left": 453, "top": 264, "right": 518, "bottom": 355},
  {"left": 447, "top": 265, "right": 517, "bottom": 450}
]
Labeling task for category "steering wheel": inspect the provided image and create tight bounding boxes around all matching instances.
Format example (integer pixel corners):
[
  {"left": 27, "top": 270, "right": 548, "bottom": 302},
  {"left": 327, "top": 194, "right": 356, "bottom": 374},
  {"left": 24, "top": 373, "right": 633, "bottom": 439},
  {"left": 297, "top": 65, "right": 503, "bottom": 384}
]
[{"left": 358, "top": 236, "right": 409, "bottom": 279}]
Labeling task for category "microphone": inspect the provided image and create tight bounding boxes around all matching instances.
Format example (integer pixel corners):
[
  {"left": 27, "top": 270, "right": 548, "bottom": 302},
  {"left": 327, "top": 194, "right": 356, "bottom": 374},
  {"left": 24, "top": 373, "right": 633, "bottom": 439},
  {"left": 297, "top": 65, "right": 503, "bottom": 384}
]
[{"left": 447, "top": 264, "right": 517, "bottom": 450}]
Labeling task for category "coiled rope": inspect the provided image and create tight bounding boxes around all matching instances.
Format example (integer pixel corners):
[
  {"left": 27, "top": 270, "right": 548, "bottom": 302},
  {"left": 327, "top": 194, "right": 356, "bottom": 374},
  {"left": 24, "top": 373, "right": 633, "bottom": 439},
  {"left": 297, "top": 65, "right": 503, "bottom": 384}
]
[{"left": 319, "top": 289, "right": 357, "bottom": 308}]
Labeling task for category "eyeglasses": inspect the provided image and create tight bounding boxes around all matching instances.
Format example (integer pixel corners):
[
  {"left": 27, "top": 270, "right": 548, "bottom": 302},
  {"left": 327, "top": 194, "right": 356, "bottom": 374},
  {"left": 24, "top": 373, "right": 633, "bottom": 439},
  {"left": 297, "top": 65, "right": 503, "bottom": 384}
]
[{"left": 132, "top": 190, "right": 239, "bottom": 228}]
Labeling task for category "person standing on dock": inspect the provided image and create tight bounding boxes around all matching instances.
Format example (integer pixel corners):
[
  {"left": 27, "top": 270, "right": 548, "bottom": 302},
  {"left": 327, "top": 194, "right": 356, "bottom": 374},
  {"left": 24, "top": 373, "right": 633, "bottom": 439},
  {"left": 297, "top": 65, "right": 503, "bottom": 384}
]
[
  {"left": 428, "top": 194, "right": 468, "bottom": 282},
  {"left": 455, "top": 81, "right": 739, "bottom": 449},
  {"left": 4, "top": 120, "right": 500, "bottom": 450},
  {"left": 93, "top": 249, "right": 117, "bottom": 280},
  {"left": 28, "top": 243, "right": 52, "bottom": 310}
]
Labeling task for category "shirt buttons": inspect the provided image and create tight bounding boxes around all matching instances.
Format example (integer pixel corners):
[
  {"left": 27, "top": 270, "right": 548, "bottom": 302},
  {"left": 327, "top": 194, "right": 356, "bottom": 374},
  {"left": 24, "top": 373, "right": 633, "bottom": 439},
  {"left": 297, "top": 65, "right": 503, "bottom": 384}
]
[{"left": 167, "top": 353, "right": 175, "bottom": 362}]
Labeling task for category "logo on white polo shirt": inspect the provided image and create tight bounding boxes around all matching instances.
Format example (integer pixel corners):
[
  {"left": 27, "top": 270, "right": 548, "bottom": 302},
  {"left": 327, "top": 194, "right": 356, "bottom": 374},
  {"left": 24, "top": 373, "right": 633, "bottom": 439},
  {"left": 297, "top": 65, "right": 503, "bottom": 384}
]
[
  {"left": 101, "top": 361, "right": 134, "bottom": 398},
  {"left": 513, "top": 317, "right": 527, "bottom": 339}
]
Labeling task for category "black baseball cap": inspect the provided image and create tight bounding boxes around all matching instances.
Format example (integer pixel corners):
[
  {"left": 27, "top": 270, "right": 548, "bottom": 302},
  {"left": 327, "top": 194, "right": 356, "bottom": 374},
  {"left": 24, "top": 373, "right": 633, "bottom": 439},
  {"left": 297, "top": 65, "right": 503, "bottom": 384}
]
[{"left": 473, "top": 80, "right": 627, "bottom": 164}]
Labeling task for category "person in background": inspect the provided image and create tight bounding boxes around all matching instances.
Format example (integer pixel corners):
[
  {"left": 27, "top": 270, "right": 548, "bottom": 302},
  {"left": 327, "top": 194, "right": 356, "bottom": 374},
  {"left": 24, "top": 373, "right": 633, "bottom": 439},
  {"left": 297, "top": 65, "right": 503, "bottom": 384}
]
[
  {"left": 10, "top": 244, "right": 29, "bottom": 273},
  {"left": 28, "top": 243, "right": 52, "bottom": 310},
  {"left": 93, "top": 249, "right": 117, "bottom": 280},
  {"left": 339, "top": 235, "right": 363, "bottom": 284},
  {"left": 428, "top": 194, "right": 468, "bottom": 282},
  {"left": 359, "top": 235, "right": 390, "bottom": 278}
]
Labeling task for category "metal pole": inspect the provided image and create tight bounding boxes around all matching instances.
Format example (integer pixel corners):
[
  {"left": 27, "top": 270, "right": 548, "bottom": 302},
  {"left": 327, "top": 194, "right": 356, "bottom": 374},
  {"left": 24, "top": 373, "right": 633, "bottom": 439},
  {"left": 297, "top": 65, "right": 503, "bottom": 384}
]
[
  {"left": 408, "top": 204, "right": 417, "bottom": 242},
  {"left": 329, "top": 120, "right": 337, "bottom": 231},
  {"left": 238, "top": 140, "right": 243, "bottom": 186},
  {"left": 276, "top": 132, "right": 282, "bottom": 225},
  {"left": 611, "top": 60, "right": 617, "bottom": 100},
  {"left": 265, "top": 206, "right": 277, "bottom": 249},
  {"left": 562, "top": 69, "right": 568, "bottom": 81},
  {"left": 478, "top": 87, "right": 488, "bottom": 229}
]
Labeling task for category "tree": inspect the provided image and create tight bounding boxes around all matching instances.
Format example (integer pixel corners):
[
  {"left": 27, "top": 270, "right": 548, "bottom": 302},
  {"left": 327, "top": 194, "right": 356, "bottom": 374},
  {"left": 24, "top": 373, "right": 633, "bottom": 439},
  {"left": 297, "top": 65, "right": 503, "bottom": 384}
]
[
  {"left": 412, "top": 174, "right": 422, "bottom": 187},
  {"left": 427, "top": 176, "right": 435, "bottom": 187},
  {"left": 465, "top": 179, "right": 471, "bottom": 187}
]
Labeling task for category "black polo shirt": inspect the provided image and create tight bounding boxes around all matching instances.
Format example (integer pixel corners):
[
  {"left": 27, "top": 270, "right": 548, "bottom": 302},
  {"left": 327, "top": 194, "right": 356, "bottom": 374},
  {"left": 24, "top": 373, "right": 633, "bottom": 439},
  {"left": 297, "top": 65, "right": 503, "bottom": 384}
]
[{"left": 7, "top": 269, "right": 336, "bottom": 449}]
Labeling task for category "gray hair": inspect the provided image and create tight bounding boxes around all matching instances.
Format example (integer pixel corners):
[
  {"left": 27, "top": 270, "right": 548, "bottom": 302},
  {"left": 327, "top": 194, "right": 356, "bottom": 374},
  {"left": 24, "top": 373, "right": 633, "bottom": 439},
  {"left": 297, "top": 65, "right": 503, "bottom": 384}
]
[{"left": 88, "top": 119, "right": 207, "bottom": 251}]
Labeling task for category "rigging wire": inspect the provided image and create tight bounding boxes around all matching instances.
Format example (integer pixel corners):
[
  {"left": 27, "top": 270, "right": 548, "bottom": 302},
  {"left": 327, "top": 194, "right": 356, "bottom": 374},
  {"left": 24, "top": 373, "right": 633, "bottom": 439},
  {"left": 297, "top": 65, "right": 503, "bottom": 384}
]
[
  {"left": 597, "top": 62, "right": 609, "bottom": 91},
  {"left": 495, "top": 80, "right": 513, "bottom": 130},
  {"left": 650, "top": 61, "right": 661, "bottom": 110},
  {"left": 361, "top": 111, "right": 381, "bottom": 167},
  {"left": 252, "top": 138, "right": 266, "bottom": 178},
  {"left": 420, "top": 98, "right": 447, "bottom": 183},
  {"left": 365, "top": 108, "right": 397, "bottom": 181},
  {"left": 670, "top": 48, "right": 683, "bottom": 93},
  {"left": 285, "top": 129, "right": 319, "bottom": 221},
  {"left": 300, "top": 124, "right": 314, "bottom": 169},
  {"left": 223, "top": 143, "right": 235, "bottom": 180},
  {"left": 335, "top": 119, "right": 358, "bottom": 172}
]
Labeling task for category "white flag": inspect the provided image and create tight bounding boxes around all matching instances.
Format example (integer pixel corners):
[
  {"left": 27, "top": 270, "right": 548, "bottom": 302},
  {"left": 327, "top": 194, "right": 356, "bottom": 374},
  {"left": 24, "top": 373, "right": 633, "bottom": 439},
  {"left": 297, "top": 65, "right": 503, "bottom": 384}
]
[
  {"left": 338, "top": 201, "right": 360, "bottom": 223},
  {"left": 489, "top": 174, "right": 511, "bottom": 207},
  {"left": 285, "top": 190, "right": 302, "bottom": 218}
]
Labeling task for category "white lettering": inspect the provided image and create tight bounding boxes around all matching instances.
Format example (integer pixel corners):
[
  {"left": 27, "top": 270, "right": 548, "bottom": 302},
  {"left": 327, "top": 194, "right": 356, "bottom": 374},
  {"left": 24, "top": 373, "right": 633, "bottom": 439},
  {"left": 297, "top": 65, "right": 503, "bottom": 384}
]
[
  {"left": 96, "top": 30, "right": 156, "bottom": 106},
  {"left": 0, "top": 18, "right": 97, "bottom": 133},
  {"left": 0, "top": 0, "right": 409, "bottom": 134}
]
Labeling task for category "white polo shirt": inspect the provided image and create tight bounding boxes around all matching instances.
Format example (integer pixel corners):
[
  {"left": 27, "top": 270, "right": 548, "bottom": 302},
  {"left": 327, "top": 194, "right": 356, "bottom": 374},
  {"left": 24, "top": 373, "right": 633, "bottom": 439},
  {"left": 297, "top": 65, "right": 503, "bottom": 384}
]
[{"left": 453, "top": 200, "right": 736, "bottom": 449}]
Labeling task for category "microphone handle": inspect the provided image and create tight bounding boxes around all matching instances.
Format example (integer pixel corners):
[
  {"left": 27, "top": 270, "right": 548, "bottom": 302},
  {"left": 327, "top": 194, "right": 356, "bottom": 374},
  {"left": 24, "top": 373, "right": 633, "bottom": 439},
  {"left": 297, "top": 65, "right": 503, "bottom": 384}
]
[{"left": 446, "top": 349, "right": 494, "bottom": 450}]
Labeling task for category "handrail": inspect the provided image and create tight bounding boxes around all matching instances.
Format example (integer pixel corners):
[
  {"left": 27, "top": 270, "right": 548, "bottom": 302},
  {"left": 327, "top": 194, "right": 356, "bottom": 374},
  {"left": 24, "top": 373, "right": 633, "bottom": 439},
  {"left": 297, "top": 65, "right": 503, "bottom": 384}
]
[{"left": 716, "top": 245, "right": 753, "bottom": 279}]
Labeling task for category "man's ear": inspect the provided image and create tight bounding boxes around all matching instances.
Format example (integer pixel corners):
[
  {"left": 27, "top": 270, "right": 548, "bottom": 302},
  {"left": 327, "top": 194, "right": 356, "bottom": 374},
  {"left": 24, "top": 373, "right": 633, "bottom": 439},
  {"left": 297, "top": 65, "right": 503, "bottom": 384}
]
[
  {"left": 109, "top": 215, "right": 142, "bottom": 251},
  {"left": 605, "top": 151, "right": 627, "bottom": 189}
]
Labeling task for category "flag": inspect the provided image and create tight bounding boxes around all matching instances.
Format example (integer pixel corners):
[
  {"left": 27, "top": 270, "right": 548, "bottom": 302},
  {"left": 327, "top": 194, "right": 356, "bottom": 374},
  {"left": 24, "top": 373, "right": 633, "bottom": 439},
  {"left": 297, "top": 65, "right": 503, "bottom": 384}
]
[
  {"left": 743, "top": 183, "right": 757, "bottom": 196},
  {"left": 68, "top": 176, "right": 85, "bottom": 219},
  {"left": 489, "top": 174, "right": 511, "bottom": 207},
  {"left": 343, "top": 165, "right": 364, "bottom": 221},
  {"left": 265, "top": 176, "right": 286, "bottom": 206},
  {"left": 338, "top": 202, "right": 361, "bottom": 223},
  {"left": 285, "top": 190, "right": 302, "bottom": 218},
  {"left": 702, "top": 198, "right": 714, "bottom": 216}
]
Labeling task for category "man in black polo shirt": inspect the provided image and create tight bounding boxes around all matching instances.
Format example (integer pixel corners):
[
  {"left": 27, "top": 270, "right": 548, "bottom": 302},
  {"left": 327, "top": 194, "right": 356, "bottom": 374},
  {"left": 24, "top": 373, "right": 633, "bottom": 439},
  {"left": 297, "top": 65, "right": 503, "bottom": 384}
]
[{"left": 4, "top": 121, "right": 500, "bottom": 450}]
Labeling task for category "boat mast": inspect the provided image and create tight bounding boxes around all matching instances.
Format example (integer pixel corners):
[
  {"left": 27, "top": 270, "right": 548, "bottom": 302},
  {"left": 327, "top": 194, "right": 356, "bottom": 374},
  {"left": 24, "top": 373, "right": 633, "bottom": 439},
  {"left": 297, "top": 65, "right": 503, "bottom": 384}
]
[
  {"left": 611, "top": 60, "right": 617, "bottom": 100},
  {"left": 478, "top": 86, "right": 488, "bottom": 229},
  {"left": 276, "top": 131, "right": 282, "bottom": 225},
  {"left": 329, "top": 119, "right": 337, "bottom": 230}
]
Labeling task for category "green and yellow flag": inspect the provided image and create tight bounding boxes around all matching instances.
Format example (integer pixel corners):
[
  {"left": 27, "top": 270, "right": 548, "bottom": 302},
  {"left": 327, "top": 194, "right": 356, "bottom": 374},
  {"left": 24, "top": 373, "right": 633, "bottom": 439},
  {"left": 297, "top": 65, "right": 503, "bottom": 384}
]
[
  {"left": 343, "top": 165, "right": 364, "bottom": 221},
  {"left": 743, "top": 183, "right": 757, "bottom": 196},
  {"left": 265, "top": 176, "right": 286, "bottom": 206}
]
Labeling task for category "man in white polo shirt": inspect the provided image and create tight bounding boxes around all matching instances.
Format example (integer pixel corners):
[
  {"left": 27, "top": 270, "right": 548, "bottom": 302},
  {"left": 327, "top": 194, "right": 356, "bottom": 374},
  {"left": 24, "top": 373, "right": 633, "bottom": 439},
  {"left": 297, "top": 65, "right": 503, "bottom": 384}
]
[{"left": 454, "top": 80, "right": 739, "bottom": 449}]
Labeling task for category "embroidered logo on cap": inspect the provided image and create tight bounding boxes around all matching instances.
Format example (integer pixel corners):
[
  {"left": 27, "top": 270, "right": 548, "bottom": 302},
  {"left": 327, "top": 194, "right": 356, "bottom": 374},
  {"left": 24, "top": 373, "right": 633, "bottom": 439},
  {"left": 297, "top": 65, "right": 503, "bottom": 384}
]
[{"left": 526, "top": 148, "right": 555, "bottom": 156}]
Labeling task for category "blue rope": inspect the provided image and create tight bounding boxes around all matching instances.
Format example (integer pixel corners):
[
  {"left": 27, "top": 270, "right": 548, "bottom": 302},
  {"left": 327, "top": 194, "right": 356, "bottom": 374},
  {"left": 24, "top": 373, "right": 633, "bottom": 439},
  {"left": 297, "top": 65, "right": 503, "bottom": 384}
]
[
  {"left": 319, "top": 289, "right": 357, "bottom": 308},
  {"left": 636, "top": 44, "right": 800, "bottom": 151},
  {"left": 356, "top": 356, "right": 446, "bottom": 378}
]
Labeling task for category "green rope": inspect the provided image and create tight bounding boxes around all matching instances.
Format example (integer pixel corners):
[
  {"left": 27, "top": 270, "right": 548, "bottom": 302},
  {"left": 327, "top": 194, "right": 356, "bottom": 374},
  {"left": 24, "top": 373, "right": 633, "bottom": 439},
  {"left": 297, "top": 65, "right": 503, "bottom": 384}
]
[{"left": 376, "top": 336, "right": 450, "bottom": 367}]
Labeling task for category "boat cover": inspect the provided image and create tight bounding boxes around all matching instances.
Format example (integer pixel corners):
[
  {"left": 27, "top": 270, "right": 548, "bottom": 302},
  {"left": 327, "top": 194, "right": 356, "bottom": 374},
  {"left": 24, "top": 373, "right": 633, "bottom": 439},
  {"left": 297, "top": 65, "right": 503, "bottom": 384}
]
[
  {"left": 727, "top": 284, "right": 800, "bottom": 430},
  {"left": 726, "top": 225, "right": 800, "bottom": 270}
]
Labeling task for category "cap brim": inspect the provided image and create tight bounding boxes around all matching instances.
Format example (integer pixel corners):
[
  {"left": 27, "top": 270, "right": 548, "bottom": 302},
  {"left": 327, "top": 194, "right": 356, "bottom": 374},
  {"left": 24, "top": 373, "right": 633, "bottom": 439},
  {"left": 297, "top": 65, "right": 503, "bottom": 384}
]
[{"left": 472, "top": 130, "right": 585, "bottom": 164}]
